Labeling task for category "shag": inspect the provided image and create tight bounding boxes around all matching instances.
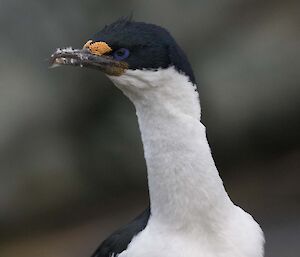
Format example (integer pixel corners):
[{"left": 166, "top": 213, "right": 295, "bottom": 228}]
[{"left": 50, "top": 17, "right": 264, "bottom": 257}]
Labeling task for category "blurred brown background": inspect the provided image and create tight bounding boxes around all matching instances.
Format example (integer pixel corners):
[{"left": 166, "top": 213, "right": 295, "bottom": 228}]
[{"left": 0, "top": 1, "right": 299, "bottom": 257}]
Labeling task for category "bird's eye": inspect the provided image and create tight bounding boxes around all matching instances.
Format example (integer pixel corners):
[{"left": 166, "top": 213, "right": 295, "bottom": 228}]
[{"left": 113, "top": 48, "right": 130, "bottom": 60}]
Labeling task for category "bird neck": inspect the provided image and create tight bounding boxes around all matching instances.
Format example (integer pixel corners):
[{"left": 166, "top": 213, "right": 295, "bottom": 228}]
[{"left": 110, "top": 67, "right": 233, "bottom": 229}]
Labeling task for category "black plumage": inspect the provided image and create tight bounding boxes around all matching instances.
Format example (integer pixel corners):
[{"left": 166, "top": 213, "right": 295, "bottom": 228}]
[
  {"left": 91, "top": 207, "right": 150, "bottom": 257},
  {"left": 90, "top": 17, "right": 196, "bottom": 83}
]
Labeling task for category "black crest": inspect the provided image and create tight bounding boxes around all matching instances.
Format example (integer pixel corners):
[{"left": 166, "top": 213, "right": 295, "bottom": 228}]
[{"left": 91, "top": 18, "right": 196, "bottom": 83}]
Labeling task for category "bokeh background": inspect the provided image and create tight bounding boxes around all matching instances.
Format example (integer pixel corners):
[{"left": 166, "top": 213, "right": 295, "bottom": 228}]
[{"left": 0, "top": 0, "right": 299, "bottom": 257}]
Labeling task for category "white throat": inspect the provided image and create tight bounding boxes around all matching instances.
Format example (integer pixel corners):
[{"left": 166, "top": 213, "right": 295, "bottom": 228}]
[
  {"left": 109, "top": 67, "right": 233, "bottom": 227},
  {"left": 108, "top": 67, "right": 264, "bottom": 257}
]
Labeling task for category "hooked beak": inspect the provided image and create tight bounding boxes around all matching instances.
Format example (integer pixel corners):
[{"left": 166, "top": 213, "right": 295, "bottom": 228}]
[{"left": 49, "top": 47, "right": 128, "bottom": 76}]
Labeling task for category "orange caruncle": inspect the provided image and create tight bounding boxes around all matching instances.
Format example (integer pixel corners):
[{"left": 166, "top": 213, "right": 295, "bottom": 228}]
[{"left": 83, "top": 40, "right": 112, "bottom": 56}]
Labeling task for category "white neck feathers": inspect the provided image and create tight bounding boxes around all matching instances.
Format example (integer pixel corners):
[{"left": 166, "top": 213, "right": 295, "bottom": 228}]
[
  {"left": 109, "top": 67, "right": 233, "bottom": 228},
  {"left": 109, "top": 67, "right": 264, "bottom": 257}
]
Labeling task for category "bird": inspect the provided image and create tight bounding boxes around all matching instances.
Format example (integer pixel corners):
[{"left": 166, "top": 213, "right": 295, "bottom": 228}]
[{"left": 50, "top": 17, "right": 265, "bottom": 257}]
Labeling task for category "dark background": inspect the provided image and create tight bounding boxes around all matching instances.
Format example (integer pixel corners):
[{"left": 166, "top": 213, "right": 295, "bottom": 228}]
[{"left": 0, "top": 1, "right": 299, "bottom": 257}]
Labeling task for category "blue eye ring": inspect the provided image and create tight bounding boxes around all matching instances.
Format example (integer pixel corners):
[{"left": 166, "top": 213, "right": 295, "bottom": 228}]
[{"left": 113, "top": 48, "right": 130, "bottom": 60}]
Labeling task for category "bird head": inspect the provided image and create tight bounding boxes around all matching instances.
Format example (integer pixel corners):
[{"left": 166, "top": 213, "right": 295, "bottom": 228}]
[
  {"left": 50, "top": 18, "right": 199, "bottom": 114},
  {"left": 52, "top": 18, "right": 194, "bottom": 80}
]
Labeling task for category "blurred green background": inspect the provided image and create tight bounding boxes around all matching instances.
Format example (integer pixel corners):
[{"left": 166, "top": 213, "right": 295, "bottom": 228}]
[{"left": 0, "top": 0, "right": 299, "bottom": 257}]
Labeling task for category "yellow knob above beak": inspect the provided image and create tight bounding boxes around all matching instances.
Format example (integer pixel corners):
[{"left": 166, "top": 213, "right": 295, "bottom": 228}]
[{"left": 83, "top": 40, "right": 112, "bottom": 56}]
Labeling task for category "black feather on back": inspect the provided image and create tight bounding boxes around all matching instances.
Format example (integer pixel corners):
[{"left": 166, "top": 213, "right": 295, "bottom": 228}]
[{"left": 91, "top": 207, "right": 151, "bottom": 257}]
